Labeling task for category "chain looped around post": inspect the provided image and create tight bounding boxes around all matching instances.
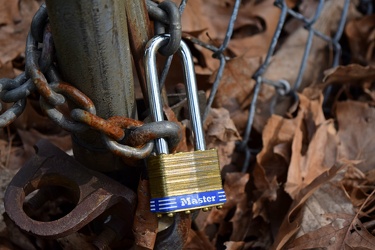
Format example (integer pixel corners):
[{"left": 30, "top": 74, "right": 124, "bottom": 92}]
[{"left": 0, "top": 3, "right": 183, "bottom": 161}]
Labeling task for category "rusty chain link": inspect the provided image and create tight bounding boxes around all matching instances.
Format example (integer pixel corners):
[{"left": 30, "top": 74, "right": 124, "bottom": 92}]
[{"left": 0, "top": 3, "right": 183, "bottom": 161}]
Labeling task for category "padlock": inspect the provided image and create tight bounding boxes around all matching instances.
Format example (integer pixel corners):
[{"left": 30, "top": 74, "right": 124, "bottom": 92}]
[{"left": 144, "top": 34, "right": 226, "bottom": 216}]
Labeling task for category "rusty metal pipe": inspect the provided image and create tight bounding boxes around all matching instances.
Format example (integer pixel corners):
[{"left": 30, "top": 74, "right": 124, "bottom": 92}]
[{"left": 45, "top": 0, "right": 137, "bottom": 171}]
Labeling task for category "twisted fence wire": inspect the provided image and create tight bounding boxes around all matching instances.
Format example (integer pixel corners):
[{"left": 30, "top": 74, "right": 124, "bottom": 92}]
[
  {"left": 202, "top": 0, "right": 241, "bottom": 120},
  {"left": 196, "top": 0, "right": 351, "bottom": 172}
]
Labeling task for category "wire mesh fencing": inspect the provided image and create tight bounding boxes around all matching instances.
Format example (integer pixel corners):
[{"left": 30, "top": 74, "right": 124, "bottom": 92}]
[{"left": 197, "top": 0, "right": 352, "bottom": 172}]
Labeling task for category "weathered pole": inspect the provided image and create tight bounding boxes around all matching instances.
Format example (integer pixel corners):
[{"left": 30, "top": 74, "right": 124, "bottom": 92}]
[{"left": 45, "top": 0, "right": 150, "bottom": 173}]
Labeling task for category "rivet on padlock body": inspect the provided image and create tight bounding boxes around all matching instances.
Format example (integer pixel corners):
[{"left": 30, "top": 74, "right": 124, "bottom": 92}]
[{"left": 144, "top": 34, "right": 226, "bottom": 215}]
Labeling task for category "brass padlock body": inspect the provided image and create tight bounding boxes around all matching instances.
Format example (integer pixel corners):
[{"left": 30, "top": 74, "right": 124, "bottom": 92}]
[{"left": 148, "top": 149, "right": 225, "bottom": 213}]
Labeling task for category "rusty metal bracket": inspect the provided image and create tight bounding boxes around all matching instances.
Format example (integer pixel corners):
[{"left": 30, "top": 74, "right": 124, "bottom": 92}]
[
  {"left": 4, "top": 140, "right": 136, "bottom": 239},
  {"left": 154, "top": 213, "right": 191, "bottom": 249}
]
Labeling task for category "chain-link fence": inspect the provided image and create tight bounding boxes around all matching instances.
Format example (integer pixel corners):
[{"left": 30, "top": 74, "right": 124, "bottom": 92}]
[{"left": 197, "top": 0, "right": 352, "bottom": 172}]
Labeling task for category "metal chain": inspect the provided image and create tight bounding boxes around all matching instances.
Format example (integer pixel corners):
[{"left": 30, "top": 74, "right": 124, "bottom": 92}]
[
  {"left": 0, "top": 3, "right": 183, "bottom": 161},
  {"left": 155, "top": 0, "right": 187, "bottom": 90},
  {"left": 146, "top": 0, "right": 183, "bottom": 58}
]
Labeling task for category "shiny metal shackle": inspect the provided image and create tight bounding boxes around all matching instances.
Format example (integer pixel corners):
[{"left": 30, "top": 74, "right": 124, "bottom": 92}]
[{"left": 144, "top": 34, "right": 206, "bottom": 154}]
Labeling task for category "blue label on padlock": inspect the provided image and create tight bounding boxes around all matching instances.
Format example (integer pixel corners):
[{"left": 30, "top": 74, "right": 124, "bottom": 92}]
[{"left": 150, "top": 189, "right": 226, "bottom": 213}]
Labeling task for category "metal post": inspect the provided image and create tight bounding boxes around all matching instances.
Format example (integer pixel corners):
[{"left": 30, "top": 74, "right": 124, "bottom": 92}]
[
  {"left": 125, "top": 1, "right": 153, "bottom": 103},
  {"left": 45, "top": 0, "right": 146, "bottom": 172}
]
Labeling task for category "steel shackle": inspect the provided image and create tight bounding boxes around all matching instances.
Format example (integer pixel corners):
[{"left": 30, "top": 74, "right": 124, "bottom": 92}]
[{"left": 144, "top": 34, "right": 205, "bottom": 154}]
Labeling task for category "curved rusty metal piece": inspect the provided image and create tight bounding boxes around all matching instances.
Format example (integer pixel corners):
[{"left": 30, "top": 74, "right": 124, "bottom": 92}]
[
  {"left": 125, "top": 121, "right": 181, "bottom": 152},
  {"left": 4, "top": 140, "right": 136, "bottom": 239},
  {"left": 154, "top": 213, "right": 191, "bottom": 249}
]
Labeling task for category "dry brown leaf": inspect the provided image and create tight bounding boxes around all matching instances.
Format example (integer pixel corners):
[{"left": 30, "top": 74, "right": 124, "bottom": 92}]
[
  {"left": 206, "top": 173, "right": 249, "bottom": 225},
  {"left": 203, "top": 173, "right": 249, "bottom": 246},
  {"left": 285, "top": 94, "right": 337, "bottom": 199},
  {"left": 339, "top": 160, "right": 369, "bottom": 208},
  {"left": 211, "top": 56, "right": 262, "bottom": 133},
  {"left": 0, "top": 0, "right": 40, "bottom": 78},
  {"left": 204, "top": 172, "right": 252, "bottom": 247},
  {"left": 0, "top": 0, "right": 20, "bottom": 26},
  {"left": 204, "top": 108, "right": 241, "bottom": 143},
  {"left": 294, "top": 180, "right": 355, "bottom": 239},
  {"left": 345, "top": 14, "right": 375, "bottom": 65},
  {"left": 252, "top": 174, "right": 279, "bottom": 221},
  {"left": 285, "top": 120, "right": 337, "bottom": 198},
  {"left": 17, "top": 129, "right": 72, "bottom": 160},
  {"left": 272, "top": 164, "right": 344, "bottom": 250},
  {"left": 256, "top": 115, "right": 296, "bottom": 185},
  {"left": 252, "top": 115, "right": 296, "bottom": 220},
  {"left": 228, "top": 0, "right": 281, "bottom": 58},
  {"left": 336, "top": 101, "right": 375, "bottom": 174},
  {"left": 324, "top": 64, "right": 375, "bottom": 85},
  {"left": 223, "top": 241, "right": 245, "bottom": 250},
  {"left": 287, "top": 214, "right": 375, "bottom": 250},
  {"left": 204, "top": 108, "right": 241, "bottom": 169},
  {"left": 230, "top": 181, "right": 251, "bottom": 242}
]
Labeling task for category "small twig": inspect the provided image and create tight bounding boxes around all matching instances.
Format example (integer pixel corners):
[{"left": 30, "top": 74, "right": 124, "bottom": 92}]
[{"left": 344, "top": 188, "right": 375, "bottom": 244}]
